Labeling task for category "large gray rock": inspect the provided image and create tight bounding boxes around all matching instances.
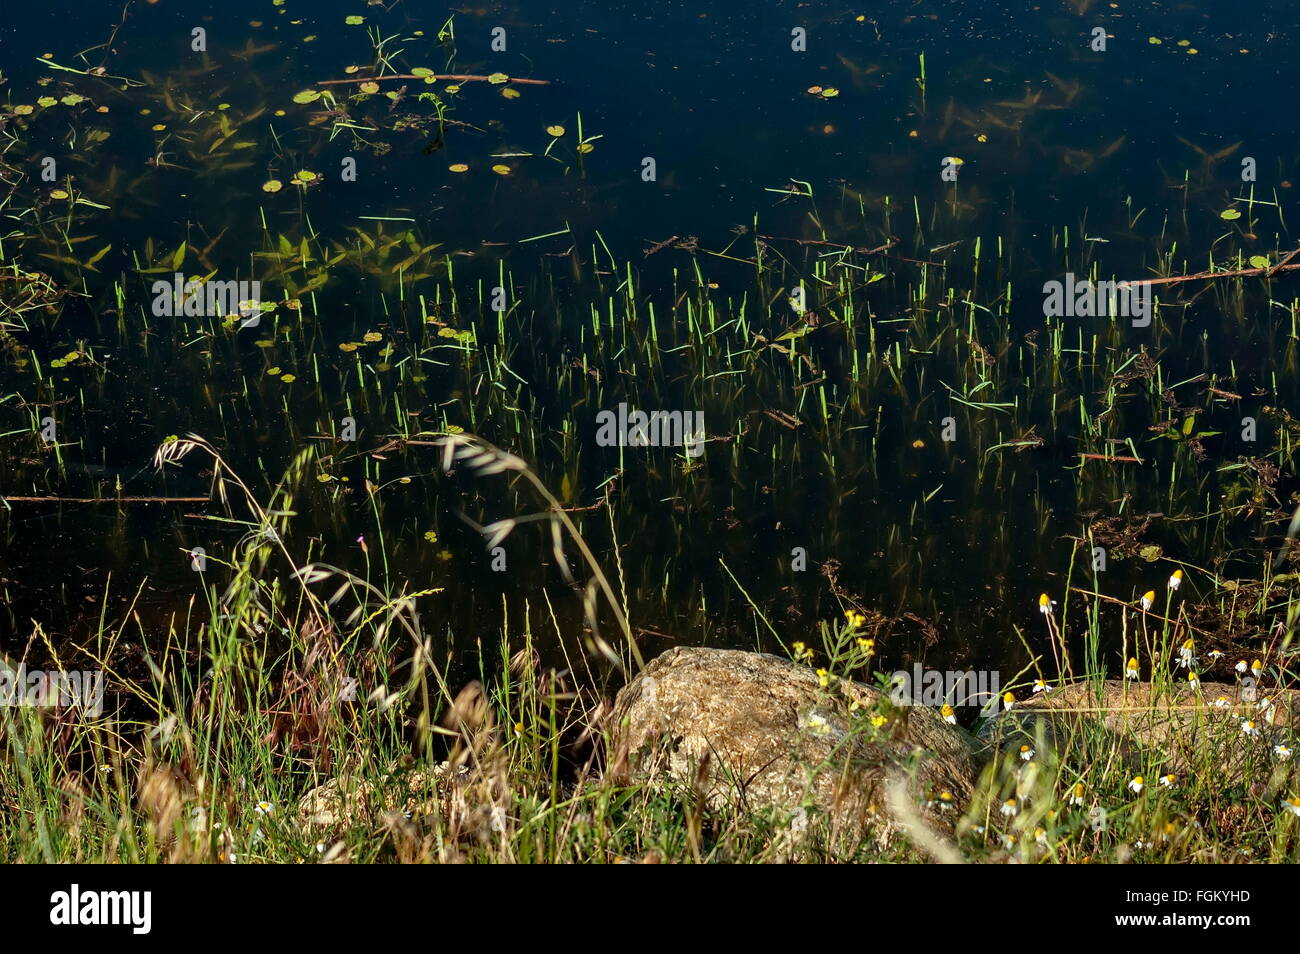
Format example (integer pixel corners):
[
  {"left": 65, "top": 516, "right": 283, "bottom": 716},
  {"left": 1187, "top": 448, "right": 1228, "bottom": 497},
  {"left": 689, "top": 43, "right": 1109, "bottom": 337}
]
[{"left": 609, "top": 647, "right": 979, "bottom": 840}]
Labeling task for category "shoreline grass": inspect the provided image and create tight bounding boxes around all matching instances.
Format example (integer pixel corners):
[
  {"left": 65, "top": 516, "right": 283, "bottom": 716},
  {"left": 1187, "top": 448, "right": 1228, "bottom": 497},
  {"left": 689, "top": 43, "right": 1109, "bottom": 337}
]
[{"left": 2, "top": 440, "right": 1298, "bottom": 864}]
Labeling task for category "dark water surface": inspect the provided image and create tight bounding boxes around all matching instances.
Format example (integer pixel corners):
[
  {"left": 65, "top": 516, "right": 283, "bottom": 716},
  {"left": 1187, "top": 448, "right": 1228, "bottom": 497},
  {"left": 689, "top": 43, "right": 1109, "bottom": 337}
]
[{"left": 2, "top": 1, "right": 1298, "bottom": 688}]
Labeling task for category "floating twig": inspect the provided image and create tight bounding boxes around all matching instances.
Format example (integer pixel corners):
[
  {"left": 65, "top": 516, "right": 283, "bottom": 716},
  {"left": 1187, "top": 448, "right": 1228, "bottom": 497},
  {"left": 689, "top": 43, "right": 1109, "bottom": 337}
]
[
  {"left": 316, "top": 73, "right": 550, "bottom": 87},
  {"left": 2, "top": 495, "right": 210, "bottom": 503},
  {"left": 1118, "top": 252, "right": 1300, "bottom": 288},
  {"left": 1078, "top": 452, "right": 1141, "bottom": 462}
]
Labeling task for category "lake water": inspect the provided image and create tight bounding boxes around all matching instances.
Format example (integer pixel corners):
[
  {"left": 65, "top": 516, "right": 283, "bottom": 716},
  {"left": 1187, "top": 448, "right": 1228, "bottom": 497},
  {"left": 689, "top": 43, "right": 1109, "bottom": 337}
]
[{"left": 2, "top": 1, "right": 1297, "bottom": 692}]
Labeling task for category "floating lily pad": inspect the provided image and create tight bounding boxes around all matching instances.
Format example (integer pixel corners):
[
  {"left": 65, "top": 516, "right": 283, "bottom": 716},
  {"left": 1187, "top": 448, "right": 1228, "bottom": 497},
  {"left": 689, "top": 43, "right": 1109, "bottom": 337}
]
[
  {"left": 295, "top": 170, "right": 318, "bottom": 182},
  {"left": 37, "top": 96, "right": 58, "bottom": 108},
  {"left": 292, "top": 89, "right": 322, "bottom": 104},
  {"left": 1249, "top": 255, "right": 1271, "bottom": 269},
  {"left": 546, "top": 125, "right": 565, "bottom": 137},
  {"left": 411, "top": 68, "right": 434, "bottom": 77},
  {"left": 60, "top": 94, "right": 86, "bottom": 106},
  {"left": 12, "top": 105, "right": 34, "bottom": 116},
  {"left": 501, "top": 88, "right": 521, "bottom": 99},
  {"left": 448, "top": 163, "right": 469, "bottom": 173},
  {"left": 820, "top": 87, "right": 840, "bottom": 98},
  {"left": 1220, "top": 208, "right": 1242, "bottom": 220},
  {"left": 262, "top": 179, "right": 283, "bottom": 193},
  {"left": 49, "top": 189, "right": 70, "bottom": 199},
  {"left": 491, "top": 164, "right": 512, "bottom": 175},
  {"left": 487, "top": 72, "right": 509, "bottom": 85},
  {"left": 359, "top": 81, "right": 380, "bottom": 94},
  {"left": 1148, "top": 37, "right": 1162, "bottom": 45},
  {"left": 577, "top": 142, "right": 594, "bottom": 154},
  {"left": 345, "top": 15, "right": 364, "bottom": 25}
]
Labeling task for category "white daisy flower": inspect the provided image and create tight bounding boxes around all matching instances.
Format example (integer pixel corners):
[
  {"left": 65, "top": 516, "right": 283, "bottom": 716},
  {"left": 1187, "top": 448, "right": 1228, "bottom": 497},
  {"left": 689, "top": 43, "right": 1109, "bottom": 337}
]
[{"left": 1128, "top": 775, "right": 1145, "bottom": 794}]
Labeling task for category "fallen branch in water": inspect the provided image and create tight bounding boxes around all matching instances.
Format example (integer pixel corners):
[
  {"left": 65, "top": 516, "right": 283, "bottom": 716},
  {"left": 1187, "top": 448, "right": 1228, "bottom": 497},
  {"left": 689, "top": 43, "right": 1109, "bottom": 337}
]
[
  {"left": 1119, "top": 249, "right": 1300, "bottom": 288},
  {"left": 2, "top": 495, "right": 209, "bottom": 503},
  {"left": 1078, "top": 452, "right": 1141, "bottom": 462},
  {"left": 316, "top": 73, "right": 550, "bottom": 87}
]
